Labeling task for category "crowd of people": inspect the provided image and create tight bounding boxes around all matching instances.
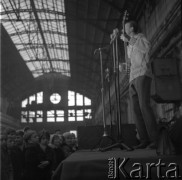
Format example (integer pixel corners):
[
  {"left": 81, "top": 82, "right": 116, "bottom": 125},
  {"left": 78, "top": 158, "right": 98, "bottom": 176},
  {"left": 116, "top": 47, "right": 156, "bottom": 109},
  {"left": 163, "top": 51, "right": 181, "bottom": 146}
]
[{"left": 0, "top": 127, "right": 78, "bottom": 180}]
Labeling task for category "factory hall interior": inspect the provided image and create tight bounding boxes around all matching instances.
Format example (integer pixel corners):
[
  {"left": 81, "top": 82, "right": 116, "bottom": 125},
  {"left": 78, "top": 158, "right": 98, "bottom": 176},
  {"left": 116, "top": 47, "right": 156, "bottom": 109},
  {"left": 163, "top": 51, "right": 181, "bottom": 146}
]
[{"left": 0, "top": 0, "right": 182, "bottom": 180}]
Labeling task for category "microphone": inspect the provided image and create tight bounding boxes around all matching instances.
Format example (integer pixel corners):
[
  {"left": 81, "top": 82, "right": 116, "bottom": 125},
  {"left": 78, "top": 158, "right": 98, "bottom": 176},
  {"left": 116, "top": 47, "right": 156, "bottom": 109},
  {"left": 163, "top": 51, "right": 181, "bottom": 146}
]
[
  {"left": 110, "top": 28, "right": 120, "bottom": 44},
  {"left": 94, "top": 45, "right": 110, "bottom": 55}
]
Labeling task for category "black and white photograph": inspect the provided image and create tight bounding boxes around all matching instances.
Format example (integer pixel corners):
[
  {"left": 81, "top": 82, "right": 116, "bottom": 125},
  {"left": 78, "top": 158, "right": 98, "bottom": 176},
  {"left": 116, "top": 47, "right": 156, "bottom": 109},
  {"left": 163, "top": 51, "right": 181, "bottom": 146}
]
[{"left": 0, "top": 0, "right": 182, "bottom": 179}]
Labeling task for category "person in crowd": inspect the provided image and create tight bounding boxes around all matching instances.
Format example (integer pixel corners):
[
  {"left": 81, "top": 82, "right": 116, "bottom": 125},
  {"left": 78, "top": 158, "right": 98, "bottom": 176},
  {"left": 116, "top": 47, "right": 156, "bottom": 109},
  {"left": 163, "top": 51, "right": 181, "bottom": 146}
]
[
  {"left": 10, "top": 130, "right": 25, "bottom": 180},
  {"left": 4, "top": 127, "right": 16, "bottom": 142},
  {"left": 62, "top": 132, "right": 77, "bottom": 157},
  {"left": 169, "top": 104, "right": 182, "bottom": 154},
  {"left": 23, "top": 130, "right": 40, "bottom": 180},
  {"left": 120, "top": 20, "right": 158, "bottom": 149},
  {"left": 23, "top": 126, "right": 31, "bottom": 134},
  {"left": 69, "top": 133, "right": 78, "bottom": 152},
  {"left": 37, "top": 130, "right": 54, "bottom": 180},
  {"left": 54, "top": 129, "right": 62, "bottom": 135},
  {"left": 49, "top": 134, "right": 65, "bottom": 171},
  {"left": 0, "top": 131, "right": 14, "bottom": 180},
  {"left": 24, "top": 129, "right": 55, "bottom": 180}
]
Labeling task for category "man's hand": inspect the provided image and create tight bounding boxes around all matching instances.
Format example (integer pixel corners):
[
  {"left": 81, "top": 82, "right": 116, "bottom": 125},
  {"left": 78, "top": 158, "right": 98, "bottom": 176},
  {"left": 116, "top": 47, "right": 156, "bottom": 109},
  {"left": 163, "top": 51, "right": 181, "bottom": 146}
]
[
  {"left": 120, "top": 33, "right": 130, "bottom": 42},
  {"left": 129, "top": 37, "right": 137, "bottom": 46}
]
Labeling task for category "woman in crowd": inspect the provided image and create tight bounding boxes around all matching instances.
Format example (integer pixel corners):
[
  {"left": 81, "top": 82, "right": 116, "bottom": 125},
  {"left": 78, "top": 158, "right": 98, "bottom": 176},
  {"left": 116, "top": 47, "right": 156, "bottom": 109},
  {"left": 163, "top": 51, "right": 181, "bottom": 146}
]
[
  {"left": 49, "top": 134, "right": 65, "bottom": 171},
  {"left": 62, "top": 132, "right": 78, "bottom": 158}
]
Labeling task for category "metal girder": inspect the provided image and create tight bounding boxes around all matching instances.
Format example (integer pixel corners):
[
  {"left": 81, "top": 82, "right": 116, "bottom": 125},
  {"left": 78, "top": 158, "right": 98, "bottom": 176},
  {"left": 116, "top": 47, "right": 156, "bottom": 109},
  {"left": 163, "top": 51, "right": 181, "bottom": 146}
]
[
  {"left": 26, "top": 59, "right": 69, "bottom": 63},
  {"left": 31, "top": 68, "right": 70, "bottom": 74},
  {"left": 9, "top": 30, "right": 67, "bottom": 37},
  {"left": 30, "top": 0, "right": 53, "bottom": 71},
  {"left": 18, "top": 45, "right": 68, "bottom": 52},
  {"left": 16, "top": 42, "right": 107, "bottom": 45},
  {"left": 1, "top": 8, "right": 65, "bottom": 16}
]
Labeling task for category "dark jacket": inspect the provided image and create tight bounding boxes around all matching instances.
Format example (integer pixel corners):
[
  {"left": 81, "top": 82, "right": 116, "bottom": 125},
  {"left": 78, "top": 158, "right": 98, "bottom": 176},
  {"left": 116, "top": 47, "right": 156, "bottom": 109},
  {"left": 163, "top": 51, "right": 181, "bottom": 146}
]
[
  {"left": 10, "top": 146, "right": 25, "bottom": 180},
  {"left": 24, "top": 143, "right": 54, "bottom": 180}
]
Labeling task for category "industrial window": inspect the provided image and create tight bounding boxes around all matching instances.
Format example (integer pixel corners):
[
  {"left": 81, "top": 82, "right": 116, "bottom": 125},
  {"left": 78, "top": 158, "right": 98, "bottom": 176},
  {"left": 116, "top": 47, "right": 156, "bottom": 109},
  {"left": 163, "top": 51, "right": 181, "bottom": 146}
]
[
  {"left": 68, "top": 91, "right": 91, "bottom": 106},
  {"left": 68, "top": 91, "right": 92, "bottom": 122},
  {"left": 21, "top": 91, "right": 43, "bottom": 108},
  {"left": 21, "top": 90, "right": 92, "bottom": 123}
]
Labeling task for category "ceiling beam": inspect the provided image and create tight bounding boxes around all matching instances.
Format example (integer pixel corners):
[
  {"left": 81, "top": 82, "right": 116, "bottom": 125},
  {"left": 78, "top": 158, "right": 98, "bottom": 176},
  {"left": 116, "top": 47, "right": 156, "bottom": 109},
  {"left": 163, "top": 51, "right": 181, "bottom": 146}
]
[
  {"left": 26, "top": 59, "right": 69, "bottom": 63},
  {"left": 15, "top": 42, "right": 107, "bottom": 46},
  {"left": 1, "top": 8, "right": 65, "bottom": 16},
  {"left": 9, "top": 30, "right": 67, "bottom": 37},
  {"left": 18, "top": 46, "right": 68, "bottom": 52}
]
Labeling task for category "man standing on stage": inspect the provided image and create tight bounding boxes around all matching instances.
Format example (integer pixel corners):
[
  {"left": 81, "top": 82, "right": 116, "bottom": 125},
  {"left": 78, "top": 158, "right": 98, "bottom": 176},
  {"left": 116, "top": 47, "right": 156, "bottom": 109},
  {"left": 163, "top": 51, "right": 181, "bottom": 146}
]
[{"left": 120, "top": 20, "right": 158, "bottom": 149}]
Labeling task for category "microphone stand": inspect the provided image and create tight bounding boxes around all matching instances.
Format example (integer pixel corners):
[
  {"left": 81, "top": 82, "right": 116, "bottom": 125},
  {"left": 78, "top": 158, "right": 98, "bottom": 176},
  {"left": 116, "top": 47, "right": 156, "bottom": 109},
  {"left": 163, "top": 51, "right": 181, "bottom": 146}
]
[
  {"left": 91, "top": 48, "right": 115, "bottom": 150},
  {"left": 105, "top": 68, "right": 113, "bottom": 135},
  {"left": 99, "top": 35, "right": 133, "bottom": 152}
]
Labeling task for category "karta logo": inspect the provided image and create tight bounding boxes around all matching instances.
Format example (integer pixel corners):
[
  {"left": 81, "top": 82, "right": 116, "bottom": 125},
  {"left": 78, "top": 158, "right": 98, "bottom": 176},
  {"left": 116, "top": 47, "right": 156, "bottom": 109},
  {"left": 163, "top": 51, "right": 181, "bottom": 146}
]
[{"left": 108, "top": 157, "right": 182, "bottom": 179}]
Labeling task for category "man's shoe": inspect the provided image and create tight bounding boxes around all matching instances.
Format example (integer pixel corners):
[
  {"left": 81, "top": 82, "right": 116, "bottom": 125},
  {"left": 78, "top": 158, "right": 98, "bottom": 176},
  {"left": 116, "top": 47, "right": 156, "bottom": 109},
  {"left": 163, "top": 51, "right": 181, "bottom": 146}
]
[
  {"left": 133, "top": 142, "right": 150, "bottom": 149},
  {"left": 145, "top": 142, "right": 156, "bottom": 149}
]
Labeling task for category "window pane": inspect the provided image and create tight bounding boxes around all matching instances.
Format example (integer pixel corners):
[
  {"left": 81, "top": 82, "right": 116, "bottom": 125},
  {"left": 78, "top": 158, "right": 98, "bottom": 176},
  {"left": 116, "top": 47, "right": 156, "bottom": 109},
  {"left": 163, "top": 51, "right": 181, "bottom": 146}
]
[
  {"left": 37, "top": 110, "right": 43, "bottom": 117},
  {"left": 29, "top": 111, "right": 35, "bottom": 123},
  {"left": 29, "top": 95, "right": 36, "bottom": 105},
  {"left": 68, "top": 117, "right": 75, "bottom": 121},
  {"left": 68, "top": 91, "right": 75, "bottom": 106},
  {"left": 29, "top": 118, "right": 34, "bottom": 123},
  {"left": 37, "top": 92, "right": 43, "bottom": 104},
  {"left": 84, "top": 97, "right": 91, "bottom": 106},
  {"left": 76, "top": 93, "right": 83, "bottom": 106},
  {"left": 85, "top": 109, "right": 92, "bottom": 119},
  {"left": 68, "top": 109, "right": 75, "bottom": 121},
  {"left": 47, "top": 110, "right": 54, "bottom": 116},
  {"left": 36, "top": 110, "right": 43, "bottom": 122},
  {"left": 77, "top": 116, "right": 83, "bottom": 121},
  {"left": 36, "top": 118, "right": 43, "bottom": 123},
  {"left": 47, "top": 117, "right": 55, "bottom": 122},
  {"left": 47, "top": 110, "right": 55, "bottom": 122},
  {"left": 56, "top": 117, "right": 64, "bottom": 122},
  {"left": 21, "top": 111, "right": 27, "bottom": 123},
  {"left": 56, "top": 110, "right": 64, "bottom": 122},
  {"left": 76, "top": 110, "right": 83, "bottom": 121},
  {"left": 29, "top": 111, "right": 35, "bottom": 118},
  {"left": 21, "top": 118, "right": 27, "bottom": 123},
  {"left": 22, "top": 99, "right": 28, "bottom": 108}
]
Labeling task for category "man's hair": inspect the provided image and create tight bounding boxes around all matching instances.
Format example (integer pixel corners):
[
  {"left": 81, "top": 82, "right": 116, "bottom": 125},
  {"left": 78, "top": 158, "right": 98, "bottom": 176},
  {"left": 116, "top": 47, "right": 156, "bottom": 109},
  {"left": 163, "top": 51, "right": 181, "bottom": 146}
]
[{"left": 125, "top": 20, "right": 138, "bottom": 33}]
